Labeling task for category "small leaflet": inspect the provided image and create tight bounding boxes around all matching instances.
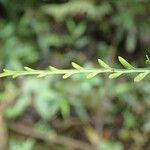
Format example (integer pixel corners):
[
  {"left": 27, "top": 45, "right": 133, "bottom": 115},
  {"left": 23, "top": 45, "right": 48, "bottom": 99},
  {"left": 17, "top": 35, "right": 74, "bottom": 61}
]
[
  {"left": 24, "top": 67, "right": 34, "bottom": 71},
  {"left": 0, "top": 69, "right": 13, "bottom": 77},
  {"left": 71, "top": 62, "right": 83, "bottom": 70},
  {"left": 86, "top": 72, "right": 98, "bottom": 79},
  {"left": 37, "top": 73, "right": 48, "bottom": 78},
  {"left": 118, "top": 56, "right": 134, "bottom": 69},
  {"left": 109, "top": 72, "right": 123, "bottom": 79},
  {"left": 62, "top": 73, "right": 73, "bottom": 79},
  {"left": 146, "top": 55, "right": 150, "bottom": 65},
  {"left": 12, "top": 74, "right": 19, "bottom": 78},
  {"left": 134, "top": 72, "right": 149, "bottom": 82},
  {"left": 48, "top": 66, "right": 59, "bottom": 71},
  {"left": 98, "top": 59, "right": 111, "bottom": 69},
  {"left": 3, "top": 69, "right": 11, "bottom": 73}
]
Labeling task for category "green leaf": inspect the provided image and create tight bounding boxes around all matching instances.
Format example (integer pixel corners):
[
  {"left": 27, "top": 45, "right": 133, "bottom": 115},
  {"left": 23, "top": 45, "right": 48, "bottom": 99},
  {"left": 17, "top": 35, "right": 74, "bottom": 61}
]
[
  {"left": 12, "top": 74, "right": 20, "bottom": 78},
  {"left": 48, "top": 66, "right": 59, "bottom": 71},
  {"left": 3, "top": 69, "right": 11, "bottom": 73},
  {"left": 98, "top": 59, "right": 111, "bottom": 69},
  {"left": 109, "top": 72, "right": 123, "bottom": 79},
  {"left": 146, "top": 55, "right": 150, "bottom": 65},
  {"left": 0, "top": 69, "right": 14, "bottom": 77},
  {"left": 146, "top": 60, "right": 150, "bottom": 65},
  {"left": 118, "top": 56, "right": 134, "bottom": 69},
  {"left": 37, "top": 73, "right": 48, "bottom": 78},
  {"left": 71, "top": 62, "right": 83, "bottom": 70},
  {"left": 24, "top": 67, "right": 34, "bottom": 71},
  {"left": 62, "top": 73, "right": 73, "bottom": 79},
  {"left": 134, "top": 72, "right": 149, "bottom": 82},
  {"left": 35, "top": 94, "right": 59, "bottom": 120},
  {"left": 5, "top": 96, "right": 29, "bottom": 119},
  {"left": 59, "top": 99, "right": 70, "bottom": 119},
  {"left": 126, "top": 32, "right": 136, "bottom": 53},
  {"left": 86, "top": 72, "right": 98, "bottom": 79}
]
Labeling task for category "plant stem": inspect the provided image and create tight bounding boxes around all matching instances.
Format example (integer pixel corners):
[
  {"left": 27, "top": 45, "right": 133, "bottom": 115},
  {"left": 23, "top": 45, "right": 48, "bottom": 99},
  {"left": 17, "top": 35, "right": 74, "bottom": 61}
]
[{"left": 0, "top": 68, "right": 150, "bottom": 78}]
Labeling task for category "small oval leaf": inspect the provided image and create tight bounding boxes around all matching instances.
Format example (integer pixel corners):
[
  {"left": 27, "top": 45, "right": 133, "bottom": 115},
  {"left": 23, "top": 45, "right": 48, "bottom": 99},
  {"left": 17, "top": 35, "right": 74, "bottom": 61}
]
[
  {"left": 37, "top": 73, "right": 48, "bottom": 78},
  {"left": 118, "top": 56, "right": 134, "bottom": 69},
  {"left": 109, "top": 72, "right": 123, "bottom": 79},
  {"left": 12, "top": 74, "right": 20, "bottom": 78},
  {"left": 134, "top": 72, "right": 149, "bottom": 82},
  {"left": 86, "top": 72, "right": 98, "bottom": 79},
  {"left": 71, "top": 62, "right": 83, "bottom": 70},
  {"left": 48, "top": 66, "right": 59, "bottom": 71},
  {"left": 62, "top": 73, "right": 73, "bottom": 79},
  {"left": 98, "top": 59, "right": 111, "bottom": 69},
  {"left": 24, "top": 67, "right": 34, "bottom": 71},
  {"left": 3, "top": 69, "right": 12, "bottom": 73}
]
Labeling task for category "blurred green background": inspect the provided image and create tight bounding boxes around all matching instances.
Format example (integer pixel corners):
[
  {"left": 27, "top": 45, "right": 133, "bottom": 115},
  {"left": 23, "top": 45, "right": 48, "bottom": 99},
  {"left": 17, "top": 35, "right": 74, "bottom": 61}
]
[{"left": 0, "top": 0, "right": 150, "bottom": 150}]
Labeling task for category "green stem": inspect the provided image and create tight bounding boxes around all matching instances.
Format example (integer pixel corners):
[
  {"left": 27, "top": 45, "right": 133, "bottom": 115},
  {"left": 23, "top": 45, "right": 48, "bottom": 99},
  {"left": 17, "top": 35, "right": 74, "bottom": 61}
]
[{"left": 0, "top": 68, "right": 150, "bottom": 78}]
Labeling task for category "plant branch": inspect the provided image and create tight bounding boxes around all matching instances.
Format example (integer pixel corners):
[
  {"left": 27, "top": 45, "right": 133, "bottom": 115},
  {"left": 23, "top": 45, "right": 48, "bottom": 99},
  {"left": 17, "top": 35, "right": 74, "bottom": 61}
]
[{"left": 0, "top": 56, "right": 149, "bottom": 82}]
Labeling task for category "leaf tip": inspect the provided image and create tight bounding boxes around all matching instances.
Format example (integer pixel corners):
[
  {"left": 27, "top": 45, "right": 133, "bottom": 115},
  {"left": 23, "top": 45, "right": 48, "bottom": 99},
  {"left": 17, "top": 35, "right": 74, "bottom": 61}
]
[
  {"left": 98, "top": 59, "right": 111, "bottom": 69},
  {"left": 71, "top": 62, "right": 83, "bottom": 70},
  {"left": 62, "top": 73, "right": 72, "bottom": 79},
  {"left": 118, "top": 56, "right": 134, "bottom": 69},
  {"left": 24, "top": 67, "right": 33, "bottom": 71}
]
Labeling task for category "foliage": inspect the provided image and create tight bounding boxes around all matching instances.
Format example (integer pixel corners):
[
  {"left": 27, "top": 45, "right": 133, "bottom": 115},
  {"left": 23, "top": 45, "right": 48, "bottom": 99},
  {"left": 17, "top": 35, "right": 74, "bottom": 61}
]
[
  {"left": 9, "top": 139, "right": 35, "bottom": 150},
  {"left": 0, "top": 56, "right": 150, "bottom": 82},
  {"left": 0, "top": 0, "right": 150, "bottom": 150}
]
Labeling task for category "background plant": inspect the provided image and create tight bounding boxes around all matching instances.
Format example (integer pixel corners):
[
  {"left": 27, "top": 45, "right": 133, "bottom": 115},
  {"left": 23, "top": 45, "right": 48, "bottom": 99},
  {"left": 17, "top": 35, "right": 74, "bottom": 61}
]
[{"left": 0, "top": 0, "right": 150, "bottom": 150}]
